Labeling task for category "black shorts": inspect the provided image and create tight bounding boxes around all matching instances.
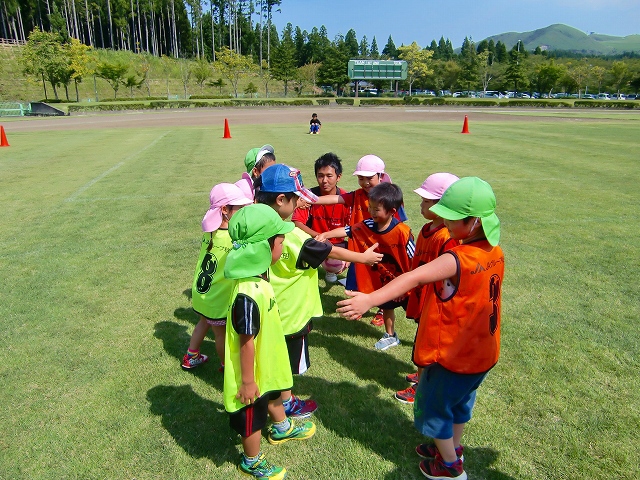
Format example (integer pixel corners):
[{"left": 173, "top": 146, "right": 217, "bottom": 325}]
[
  {"left": 378, "top": 297, "right": 408, "bottom": 311},
  {"left": 285, "top": 321, "right": 313, "bottom": 375},
  {"left": 228, "top": 391, "right": 281, "bottom": 437}
]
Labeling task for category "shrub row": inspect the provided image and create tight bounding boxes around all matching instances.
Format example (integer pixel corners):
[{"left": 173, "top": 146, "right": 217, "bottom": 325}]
[
  {"left": 574, "top": 100, "right": 640, "bottom": 109},
  {"left": 316, "top": 99, "right": 330, "bottom": 105},
  {"left": 68, "top": 103, "right": 148, "bottom": 112},
  {"left": 360, "top": 98, "right": 403, "bottom": 106},
  {"left": 336, "top": 98, "right": 354, "bottom": 105}
]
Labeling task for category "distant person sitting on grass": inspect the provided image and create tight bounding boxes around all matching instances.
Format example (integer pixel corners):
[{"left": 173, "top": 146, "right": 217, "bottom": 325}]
[{"left": 309, "top": 113, "right": 321, "bottom": 134}]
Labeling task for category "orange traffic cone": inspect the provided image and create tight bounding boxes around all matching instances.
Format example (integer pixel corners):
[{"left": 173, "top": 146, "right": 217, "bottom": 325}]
[
  {"left": 223, "top": 118, "right": 232, "bottom": 139},
  {"left": 0, "top": 126, "right": 9, "bottom": 147},
  {"left": 461, "top": 115, "right": 470, "bottom": 134}
]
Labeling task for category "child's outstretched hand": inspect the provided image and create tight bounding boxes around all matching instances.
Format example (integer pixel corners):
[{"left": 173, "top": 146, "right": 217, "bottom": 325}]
[
  {"left": 363, "top": 243, "right": 383, "bottom": 265},
  {"left": 236, "top": 382, "right": 260, "bottom": 405},
  {"left": 315, "top": 233, "right": 329, "bottom": 243},
  {"left": 337, "top": 290, "right": 373, "bottom": 320},
  {"left": 296, "top": 197, "right": 311, "bottom": 209}
]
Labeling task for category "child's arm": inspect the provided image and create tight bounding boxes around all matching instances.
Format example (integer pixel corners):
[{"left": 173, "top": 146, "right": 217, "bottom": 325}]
[
  {"left": 313, "top": 194, "right": 345, "bottom": 206},
  {"left": 294, "top": 221, "right": 319, "bottom": 238},
  {"left": 236, "top": 334, "right": 260, "bottom": 405},
  {"left": 329, "top": 243, "right": 382, "bottom": 266},
  {"left": 315, "top": 227, "right": 347, "bottom": 243},
  {"left": 337, "top": 253, "right": 458, "bottom": 319}
]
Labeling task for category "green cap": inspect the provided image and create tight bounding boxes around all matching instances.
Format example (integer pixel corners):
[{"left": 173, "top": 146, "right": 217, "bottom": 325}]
[
  {"left": 430, "top": 177, "right": 500, "bottom": 246},
  {"left": 224, "top": 203, "right": 294, "bottom": 279},
  {"left": 244, "top": 147, "right": 261, "bottom": 173},
  {"left": 244, "top": 144, "right": 274, "bottom": 173}
]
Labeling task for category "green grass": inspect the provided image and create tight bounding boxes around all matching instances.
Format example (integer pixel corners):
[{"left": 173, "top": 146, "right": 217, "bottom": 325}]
[{"left": 0, "top": 112, "right": 639, "bottom": 479}]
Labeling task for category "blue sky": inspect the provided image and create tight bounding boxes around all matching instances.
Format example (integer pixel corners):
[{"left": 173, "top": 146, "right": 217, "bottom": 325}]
[{"left": 271, "top": 0, "right": 640, "bottom": 49}]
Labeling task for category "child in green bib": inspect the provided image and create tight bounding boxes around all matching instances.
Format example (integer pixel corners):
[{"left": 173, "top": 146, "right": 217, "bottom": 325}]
[{"left": 224, "top": 203, "right": 316, "bottom": 480}]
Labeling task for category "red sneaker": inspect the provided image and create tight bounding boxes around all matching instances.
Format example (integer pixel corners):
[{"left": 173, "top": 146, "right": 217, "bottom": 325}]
[
  {"left": 405, "top": 372, "right": 419, "bottom": 384},
  {"left": 371, "top": 309, "right": 384, "bottom": 326},
  {"left": 394, "top": 384, "right": 416, "bottom": 404},
  {"left": 416, "top": 443, "right": 464, "bottom": 461},
  {"left": 181, "top": 352, "right": 208, "bottom": 370},
  {"left": 419, "top": 454, "right": 466, "bottom": 479}
]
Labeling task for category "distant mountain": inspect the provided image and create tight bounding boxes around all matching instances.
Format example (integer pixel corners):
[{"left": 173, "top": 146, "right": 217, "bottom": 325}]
[{"left": 485, "top": 24, "right": 640, "bottom": 55}]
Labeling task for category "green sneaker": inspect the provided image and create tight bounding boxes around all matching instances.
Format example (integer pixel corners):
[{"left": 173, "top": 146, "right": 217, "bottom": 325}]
[
  {"left": 268, "top": 419, "right": 316, "bottom": 445},
  {"left": 238, "top": 453, "right": 287, "bottom": 479}
]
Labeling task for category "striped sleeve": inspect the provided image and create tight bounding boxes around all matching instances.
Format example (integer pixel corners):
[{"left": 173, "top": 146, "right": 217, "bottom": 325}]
[
  {"left": 230, "top": 293, "right": 260, "bottom": 336},
  {"left": 406, "top": 234, "right": 416, "bottom": 259}
]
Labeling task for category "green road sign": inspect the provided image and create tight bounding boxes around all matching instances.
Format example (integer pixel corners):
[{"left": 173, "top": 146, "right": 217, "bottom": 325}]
[{"left": 348, "top": 60, "right": 407, "bottom": 80}]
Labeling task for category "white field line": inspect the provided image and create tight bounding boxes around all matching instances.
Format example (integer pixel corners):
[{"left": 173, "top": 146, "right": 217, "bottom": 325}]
[{"left": 65, "top": 132, "right": 168, "bottom": 202}]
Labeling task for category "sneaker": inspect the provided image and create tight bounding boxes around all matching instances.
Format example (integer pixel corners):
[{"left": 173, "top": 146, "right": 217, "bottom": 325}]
[
  {"left": 268, "top": 419, "right": 316, "bottom": 445},
  {"left": 395, "top": 384, "right": 416, "bottom": 404},
  {"left": 181, "top": 352, "right": 208, "bottom": 370},
  {"left": 238, "top": 453, "right": 286, "bottom": 479},
  {"left": 419, "top": 454, "right": 466, "bottom": 479},
  {"left": 371, "top": 309, "right": 385, "bottom": 326},
  {"left": 283, "top": 395, "right": 317, "bottom": 418},
  {"left": 374, "top": 332, "right": 400, "bottom": 350},
  {"left": 416, "top": 444, "right": 464, "bottom": 462},
  {"left": 405, "top": 372, "right": 419, "bottom": 384},
  {"left": 325, "top": 272, "right": 338, "bottom": 283}
]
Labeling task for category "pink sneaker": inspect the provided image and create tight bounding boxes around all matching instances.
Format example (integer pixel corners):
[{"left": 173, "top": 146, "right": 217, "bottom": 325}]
[{"left": 284, "top": 395, "right": 317, "bottom": 418}]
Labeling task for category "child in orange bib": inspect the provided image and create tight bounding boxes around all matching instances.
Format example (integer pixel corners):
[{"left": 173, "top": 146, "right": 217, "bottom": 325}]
[{"left": 337, "top": 177, "right": 504, "bottom": 480}]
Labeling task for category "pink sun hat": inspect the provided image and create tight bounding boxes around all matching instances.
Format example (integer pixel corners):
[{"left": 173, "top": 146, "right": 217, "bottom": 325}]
[
  {"left": 414, "top": 172, "right": 460, "bottom": 200},
  {"left": 235, "top": 172, "right": 255, "bottom": 201},
  {"left": 352, "top": 154, "right": 392, "bottom": 183},
  {"left": 202, "top": 182, "right": 254, "bottom": 232}
]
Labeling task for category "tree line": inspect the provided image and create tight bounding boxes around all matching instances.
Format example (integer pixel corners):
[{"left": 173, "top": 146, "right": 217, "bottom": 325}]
[{"left": 13, "top": 0, "right": 640, "bottom": 100}]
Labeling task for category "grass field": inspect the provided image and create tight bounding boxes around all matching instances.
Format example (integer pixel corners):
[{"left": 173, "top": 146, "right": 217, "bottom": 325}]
[{"left": 0, "top": 110, "right": 638, "bottom": 479}]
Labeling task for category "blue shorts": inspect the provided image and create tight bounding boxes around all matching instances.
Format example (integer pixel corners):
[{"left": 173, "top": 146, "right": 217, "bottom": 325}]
[{"left": 413, "top": 363, "right": 488, "bottom": 439}]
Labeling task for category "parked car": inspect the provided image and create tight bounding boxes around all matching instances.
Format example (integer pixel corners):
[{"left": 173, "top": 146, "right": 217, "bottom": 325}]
[
  {"left": 582, "top": 94, "right": 596, "bottom": 100},
  {"left": 597, "top": 93, "right": 611, "bottom": 100},
  {"left": 627, "top": 94, "right": 638, "bottom": 100},
  {"left": 611, "top": 93, "right": 626, "bottom": 100}
]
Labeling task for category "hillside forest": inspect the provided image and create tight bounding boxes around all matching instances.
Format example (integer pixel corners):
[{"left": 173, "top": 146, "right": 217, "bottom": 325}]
[{"left": 1, "top": 0, "right": 640, "bottom": 101}]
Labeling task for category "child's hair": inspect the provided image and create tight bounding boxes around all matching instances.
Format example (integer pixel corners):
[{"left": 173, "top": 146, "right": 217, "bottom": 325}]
[
  {"left": 314, "top": 152, "right": 343, "bottom": 176},
  {"left": 254, "top": 152, "right": 276, "bottom": 174},
  {"left": 368, "top": 183, "right": 403, "bottom": 212},
  {"left": 312, "top": 113, "right": 317, "bottom": 117}
]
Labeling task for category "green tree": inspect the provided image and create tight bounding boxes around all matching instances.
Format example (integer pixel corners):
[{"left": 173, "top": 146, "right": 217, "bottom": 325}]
[
  {"left": 271, "top": 23, "right": 297, "bottom": 96},
  {"left": 566, "top": 60, "right": 590, "bottom": 97},
  {"left": 458, "top": 37, "right": 479, "bottom": 91},
  {"left": 297, "top": 62, "right": 321, "bottom": 95},
  {"left": 359, "top": 35, "right": 369, "bottom": 58},
  {"left": 96, "top": 61, "right": 128, "bottom": 98},
  {"left": 209, "top": 77, "right": 226, "bottom": 94},
  {"left": 398, "top": 42, "right": 433, "bottom": 95},
  {"left": 609, "top": 61, "right": 630, "bottom": 95},
  {"left": 533, "top": 60, "right": 564, "bottom": 96},
  {"left": 21, "top": 27, "right": 67, "bottom": 100},
  {"left": 382, "top": 35, "right": 398, "bottom": 59},
  {"left": 124, "top": 75, "right": 143, "bottom": 96},
  {"left": 505, "top": 43, "right": 528, "bottom": 91},
  {"left": 370, "top": 36, "right": 379, "bottom": 58},
  {"left": 215, "top": 46, "right": 257, "bottom": 98},
  {"left": 192, "top": 57, "right": 212, "bottom": 92},
  {"left": 178, "top": 58, "right": 192, "bottom": 98},
  {"left": 244, "top": 82, "right": 258, "bottom": 97},
  {"left": 67, "top": 38, "right": 93, "bottom": 102},
  {"left": 344, "top": 29, "right": 359, "bottom": 58},
  {"left": 590, "top": 65, "right": 606, "bottom": 93},
  {"left": 317, "top": 42, "right": 349, "bottom": 95},
  {"left": 259, "top": 60, "right": 275, "bottom": 98},
  {"left": 495, "top": 41, "right": 508, "bottom": 63}
]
